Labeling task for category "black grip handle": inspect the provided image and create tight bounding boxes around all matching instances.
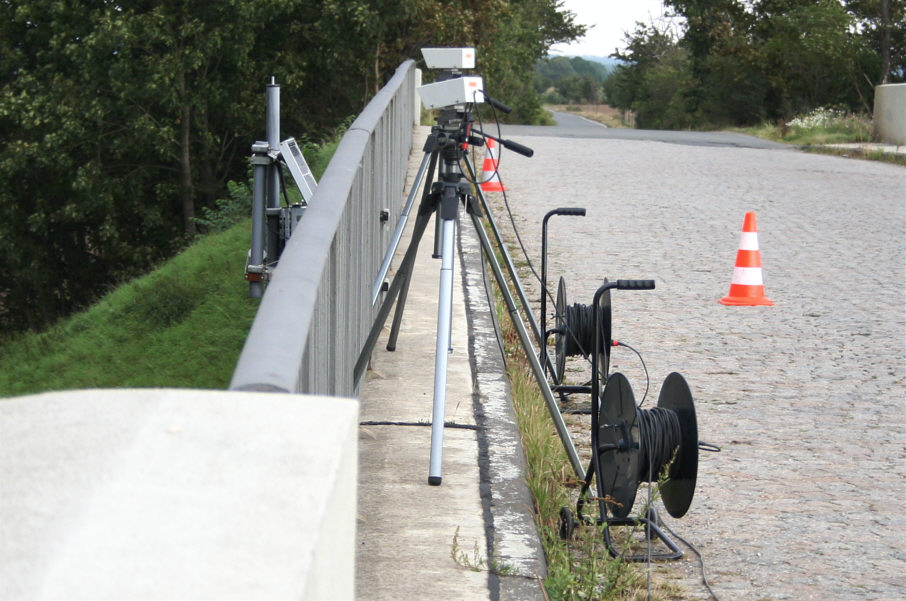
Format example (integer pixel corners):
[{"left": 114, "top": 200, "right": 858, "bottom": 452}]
[
  {"left": 554, "top": 207, "right": 586, "bottom": 216},
  {"left": 485, "top": 95, "right": 512, "bottom": 114},
  {"left": 616, "top": 279, "right": 655, "bottom": 290},
  {"left": 502, "top": 138, "right": 534, "bottom": 157}
]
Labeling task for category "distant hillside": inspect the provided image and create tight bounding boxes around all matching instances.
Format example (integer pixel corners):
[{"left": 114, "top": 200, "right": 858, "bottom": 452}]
[
  {"left": 535, "top": 56, "right": 612, "bottom": 92},
  {"left": 535, "top": 55, "right": 619, "bottom": 103},
  {"left": 576, "top": 55, "right": 623, "bottom": 71}
]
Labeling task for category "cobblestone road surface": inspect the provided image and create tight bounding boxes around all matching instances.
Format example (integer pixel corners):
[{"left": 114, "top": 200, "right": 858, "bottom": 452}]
[{"left": 485, "top": 131, "right": 905, "bottom": 600}]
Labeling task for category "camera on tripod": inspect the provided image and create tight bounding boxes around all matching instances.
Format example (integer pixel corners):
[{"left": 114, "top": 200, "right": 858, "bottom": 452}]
[{"left": 417, "top": 47, "right": 485, "bottom": 109}]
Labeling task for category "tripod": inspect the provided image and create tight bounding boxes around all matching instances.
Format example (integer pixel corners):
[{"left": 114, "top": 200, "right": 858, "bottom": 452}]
[{"left": 355, "top": 104, "right": 584, "bottom": 485}]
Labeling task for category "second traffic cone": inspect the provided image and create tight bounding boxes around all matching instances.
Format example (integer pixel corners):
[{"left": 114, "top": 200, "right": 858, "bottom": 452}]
[
  {"left": 480, "top": 138, "right": 506, "bottom": 192},
  {"left": 719, "top": 212, "right": 774, "bottom": 306}
]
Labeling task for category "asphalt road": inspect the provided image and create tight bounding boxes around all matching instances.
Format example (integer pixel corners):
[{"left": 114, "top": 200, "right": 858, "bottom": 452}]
[
  {"left": 496, "top": 110, "right": 789, "bottom": 149},
  {"left": 482, "top": 120, "right": 905, "bottom": 600}
]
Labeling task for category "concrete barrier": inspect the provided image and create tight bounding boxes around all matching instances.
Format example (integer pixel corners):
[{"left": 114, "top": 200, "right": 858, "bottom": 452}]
[
  {"left": 0, "top": 389, "right": 358, "bottom": 600},
  {"left": 874, "top": 83, "right": 906, "bottom": 145}
]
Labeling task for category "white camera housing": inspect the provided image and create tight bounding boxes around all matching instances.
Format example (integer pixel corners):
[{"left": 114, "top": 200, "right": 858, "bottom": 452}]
[
  {"left": 417, "top": 76, "right": 484, "bottom": 109},
  {"left": 421, "top": 47, "right": 476, "bottom": 70}
]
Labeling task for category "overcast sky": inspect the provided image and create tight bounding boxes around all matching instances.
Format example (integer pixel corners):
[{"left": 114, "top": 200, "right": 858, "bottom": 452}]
[{"left": 549, "top": 0, "right": 674, "bottom": 58}]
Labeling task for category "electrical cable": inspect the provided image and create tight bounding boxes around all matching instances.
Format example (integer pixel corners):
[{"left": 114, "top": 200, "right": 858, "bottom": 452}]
[
  {"left": 359, "top": 420, "right": 480, "bottom": 431},
  {"left": 615, "top": 341, "right": 649, "bottom": 406},
  {"left": 277, "top": 163, "right": 292, "bottom": 207},
  {"left": 661, "top": 521, "right": 721, "bottom": 601},
  {"left": 479, "top": 230, "right": 509, "bottom": 368}
]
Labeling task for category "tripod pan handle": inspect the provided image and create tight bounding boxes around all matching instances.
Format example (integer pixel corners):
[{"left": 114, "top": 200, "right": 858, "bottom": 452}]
[
  {"left": 501, "top": 138, "right": 534, "bottom": 158},
  {"left": 484, "top": 95, "right": 513, "bottom": 114}
]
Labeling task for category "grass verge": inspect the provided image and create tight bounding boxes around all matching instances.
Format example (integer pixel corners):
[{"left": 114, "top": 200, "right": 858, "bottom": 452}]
[
  {"left": 486, "top": 242, "right": 677, "bottom": 600},
  {"left": 731, "top": 106, "right": 905, "bottom": 166},
  {"left": 0, "top": 221, "right": 259, "bottom": 396},
  {"left": 0, "top": 127, "right": 344, "bottom": 397}
]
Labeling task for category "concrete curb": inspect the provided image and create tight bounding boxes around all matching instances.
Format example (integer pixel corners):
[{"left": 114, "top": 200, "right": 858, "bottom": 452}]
[{"left": 458, "top": 214, "right": 548, "bottom": 601}]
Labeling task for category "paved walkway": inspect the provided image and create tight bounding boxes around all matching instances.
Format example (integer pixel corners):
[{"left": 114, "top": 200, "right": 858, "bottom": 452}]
[{"left": 356, "top": 127, "right": 546, "bottom": 601}]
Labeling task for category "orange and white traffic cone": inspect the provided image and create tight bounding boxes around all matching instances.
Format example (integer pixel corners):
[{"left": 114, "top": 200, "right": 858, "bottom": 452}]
[
  {"left": 719, "top": 212, "right": 774, "bottom": 306},
  {"left": 480, "top": 138, "right": 506, "bottom": 192}
]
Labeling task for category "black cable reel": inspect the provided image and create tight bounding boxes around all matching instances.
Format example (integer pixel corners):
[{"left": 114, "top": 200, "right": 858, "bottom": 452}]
[
  {"left": 553, "top": 276, "right": 612, "bottom": 386},
  {"left": 539, "top": 209, "right": 712, "bottom": 563},
  {"left": 559, "top": 281, "right": 707, "bottom": 563},
  {"left": 596, "top": 371, "right": 698, "bottom": 521}
]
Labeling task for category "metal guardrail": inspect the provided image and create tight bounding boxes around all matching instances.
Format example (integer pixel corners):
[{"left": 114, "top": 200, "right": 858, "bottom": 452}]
[{"left": 230, "top": 60, "right": 417, "bottom": 396}]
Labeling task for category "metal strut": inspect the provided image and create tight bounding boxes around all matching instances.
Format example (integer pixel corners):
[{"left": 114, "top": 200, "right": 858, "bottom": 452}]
[{"left": 355, "top": 121, "right": 585, "bottom": 484}]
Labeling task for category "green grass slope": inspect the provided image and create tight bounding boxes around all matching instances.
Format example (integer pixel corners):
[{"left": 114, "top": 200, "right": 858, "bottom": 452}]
[{"left": 0, "top": 221, "right": 259, "bottom": 397}]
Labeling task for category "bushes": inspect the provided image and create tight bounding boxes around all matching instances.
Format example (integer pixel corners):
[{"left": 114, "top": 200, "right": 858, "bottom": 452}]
[{"left": 603, "top": 0, "right": 902, "bottom": 131}]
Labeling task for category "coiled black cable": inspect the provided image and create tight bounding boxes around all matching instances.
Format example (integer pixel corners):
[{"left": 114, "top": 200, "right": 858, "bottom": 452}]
[
  {"left": 638, "top": 407, "right": 683, "bottom": 483},
  {"left": 561, "top": 302, "right": 597, "bottom": 357}
]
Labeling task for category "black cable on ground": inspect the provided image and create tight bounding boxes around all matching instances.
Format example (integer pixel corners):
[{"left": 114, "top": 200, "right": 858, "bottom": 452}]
[
  {"left": 661, "top": 521, "right": 721, "bottom": 601},
  {"left": 359, "top": 420, "right": 481, "bottom": 431}
]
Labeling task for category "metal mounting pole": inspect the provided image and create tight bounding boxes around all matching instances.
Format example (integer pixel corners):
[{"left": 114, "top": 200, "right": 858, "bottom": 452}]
[
  {"left": 265, "top": 79, "right": 281, "bottom": 262},
  {"left": 266, "top": 78, "right": 280, "bottom": 210},
  {"left": 248, "top": 142, "right": 270, "bottom": 299}
]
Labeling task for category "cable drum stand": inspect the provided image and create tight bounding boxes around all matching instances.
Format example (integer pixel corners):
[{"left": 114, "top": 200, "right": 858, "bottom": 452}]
[{"left": 537, "top": 217, "right": 722, "bottom": 565}]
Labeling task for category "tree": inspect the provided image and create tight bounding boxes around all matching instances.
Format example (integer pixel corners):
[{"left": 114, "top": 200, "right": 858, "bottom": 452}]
[
  {"left": 605, "top": 22, "right": 692, "bottom": 128},
  {"left": 1, "top": 0, "right": 585, "bottom": 333},
  {"left": 846, "top": 0, "right": 906, "bottom": 86},
  {"left": 0, "top": 1, "right": 308, "bottom": 329},
  {"left": 604, "top": 0, "right": 897, "bottom": 127},
  {"left": 755, "top": 0, "right": 866, "bottom": 117}
]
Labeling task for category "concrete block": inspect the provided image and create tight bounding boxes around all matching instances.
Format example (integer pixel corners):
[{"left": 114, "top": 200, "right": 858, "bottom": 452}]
[
  {"left": 0, "top": 388, "right": 358, "bottom": 600},
  {"left": 874, "top": 83, "right": 906, "bottom": 145}
]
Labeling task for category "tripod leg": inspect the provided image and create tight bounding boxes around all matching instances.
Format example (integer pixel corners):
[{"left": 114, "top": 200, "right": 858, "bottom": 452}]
[
  {"left": 353, "top": 202, "right": 435, "bottom": 383},
  {"left": 468, "top": 210, "right": 584, "bottom": 478},
  {"left": 386, "top": 256, "right": 415, "bottom": 352},
  {"left": 429, "top": 217, "right": 456, "bottom": 485},
  {"left": 371, "top": 150, "right": 434, "bottom": 304},
  {"left": 387, "top": 154, "right": 440, "bottom": 351}
]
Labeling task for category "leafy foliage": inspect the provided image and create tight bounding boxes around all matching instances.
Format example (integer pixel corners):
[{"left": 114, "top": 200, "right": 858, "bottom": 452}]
[
  {"left": 603, "top": 0, "right": 905, "bottom": 129},
  {"left": 0, "top": 0, "right": 584, "bottom": 333}
]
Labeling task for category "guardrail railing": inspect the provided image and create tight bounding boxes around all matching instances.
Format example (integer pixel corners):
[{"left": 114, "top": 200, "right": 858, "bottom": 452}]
[{"left": 230, "top": 60, "right": 417, "bottom": 396}]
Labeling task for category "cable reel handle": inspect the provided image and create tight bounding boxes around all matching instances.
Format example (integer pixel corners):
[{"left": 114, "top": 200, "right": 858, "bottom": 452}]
[
  {"left": 616, "top": 279, "right": 656, "bottom": 291},
  {"left": 553, "top": 207, "right": 586, "bottom": 217}
]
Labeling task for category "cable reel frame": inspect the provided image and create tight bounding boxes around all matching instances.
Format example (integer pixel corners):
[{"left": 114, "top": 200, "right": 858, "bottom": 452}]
[
  {"left": 552, "top": 277, "right": 612, "bottom": 389},
  {"left": 538, "top": 243, "right": 702, "bottom": 563}
]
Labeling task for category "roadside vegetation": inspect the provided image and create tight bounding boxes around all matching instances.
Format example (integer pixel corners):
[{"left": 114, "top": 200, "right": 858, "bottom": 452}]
[
  {"left": 482, "top": 220, "right": 683, "bottom": 599},
  {"left": 492, "top": 290, "right": 684, "bottom": 599},
  {"left": 0, "top": 137, "right": 339, "bottom": 397},
  {"left": 1, "top": 0, "right": 586, "bottom": 335},
  {"left": 0, "top": 221, "right": 258, "bottom": 397}
]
